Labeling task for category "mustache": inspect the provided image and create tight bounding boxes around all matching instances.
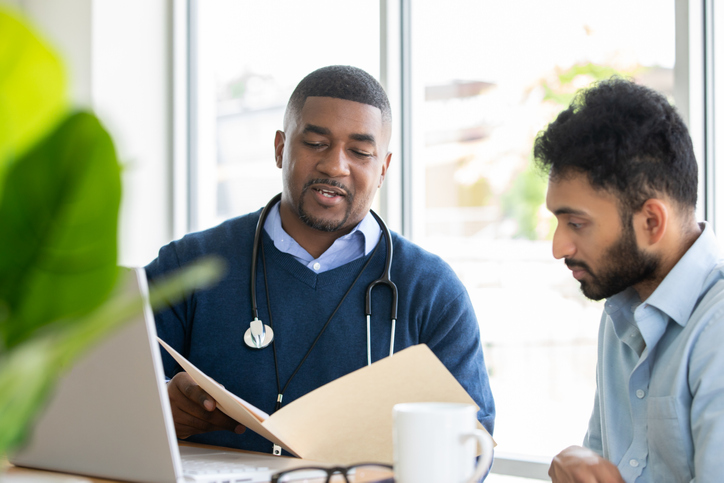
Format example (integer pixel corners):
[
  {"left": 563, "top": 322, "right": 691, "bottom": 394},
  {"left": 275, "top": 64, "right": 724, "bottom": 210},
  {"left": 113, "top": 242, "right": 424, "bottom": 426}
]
[
  {"left": 302, "top": 178, "right": 352, "bottom": 198},
  {"left": 565, "top": 258, "right": 593, "bottom": 273}
]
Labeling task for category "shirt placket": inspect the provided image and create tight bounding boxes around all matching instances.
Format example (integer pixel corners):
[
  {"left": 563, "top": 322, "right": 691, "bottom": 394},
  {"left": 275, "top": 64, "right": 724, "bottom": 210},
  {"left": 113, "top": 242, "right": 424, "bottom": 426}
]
[
  {"left": 617, "top": 304, "right": 665, "bottom": 481},
  {"left": 619, "top": 352, "right": 650, "bottom": 481}
]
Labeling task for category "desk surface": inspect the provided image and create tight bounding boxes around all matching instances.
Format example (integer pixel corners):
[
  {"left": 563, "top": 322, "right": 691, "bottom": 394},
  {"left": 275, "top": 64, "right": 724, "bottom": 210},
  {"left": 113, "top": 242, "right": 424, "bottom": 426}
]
[
  {"left": 2, "top": 459, "right": 117, "bottom": 483},
  {"left": 2, "top": 442, "right": 305, "bottom": 483}
]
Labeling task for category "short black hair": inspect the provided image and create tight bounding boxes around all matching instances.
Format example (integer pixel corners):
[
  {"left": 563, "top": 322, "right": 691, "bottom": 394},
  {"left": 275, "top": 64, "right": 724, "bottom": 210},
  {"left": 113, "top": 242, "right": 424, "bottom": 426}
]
[
  {"left": 284, "top": 65, "right": 391, "bottom": 127},
  {"left": 534, "top": 77, "right": 697, "bottom": 217}
]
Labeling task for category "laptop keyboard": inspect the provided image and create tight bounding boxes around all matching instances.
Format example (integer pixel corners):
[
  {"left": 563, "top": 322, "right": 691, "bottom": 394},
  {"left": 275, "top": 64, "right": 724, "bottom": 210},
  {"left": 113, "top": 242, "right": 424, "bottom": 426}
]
[
  {"left": 179, "top": 448, "right": 287, "bottom": 483},
  {"left": 183, "top": 458, "right": 270, "bottom": 481}
]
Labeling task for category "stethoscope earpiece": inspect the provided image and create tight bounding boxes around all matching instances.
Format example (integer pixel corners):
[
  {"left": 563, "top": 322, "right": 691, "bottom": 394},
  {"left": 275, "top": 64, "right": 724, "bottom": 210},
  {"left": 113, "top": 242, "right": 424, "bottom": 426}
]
[{"left": 244, "top": 319, "right": 274, "bottom": 349}]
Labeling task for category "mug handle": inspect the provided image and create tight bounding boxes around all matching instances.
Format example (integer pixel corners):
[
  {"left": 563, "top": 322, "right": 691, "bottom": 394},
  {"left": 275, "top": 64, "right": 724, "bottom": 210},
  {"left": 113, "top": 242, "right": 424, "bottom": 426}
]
[{"left": 462, "top": 429, "right": 494, "bottom": 483}]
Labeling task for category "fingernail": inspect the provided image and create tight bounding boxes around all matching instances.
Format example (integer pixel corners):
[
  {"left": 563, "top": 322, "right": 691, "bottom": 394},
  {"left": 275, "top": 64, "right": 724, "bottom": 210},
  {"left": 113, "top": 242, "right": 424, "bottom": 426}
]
[
  {"left": 204, "top": 399, "right": 214, "bottom": 411},
  {"left": 235, "top": 425, "right": 245, "bottom": 434}
]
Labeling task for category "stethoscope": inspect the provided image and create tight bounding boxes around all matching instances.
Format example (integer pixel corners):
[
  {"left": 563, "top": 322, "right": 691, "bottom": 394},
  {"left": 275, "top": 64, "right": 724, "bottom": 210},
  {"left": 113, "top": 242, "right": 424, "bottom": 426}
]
[
  {"left": 245, "top": 193, "right": 398, "bottom": 455},
  {"left": 245, "top": 193, "right": 399, "bottom": 367}
]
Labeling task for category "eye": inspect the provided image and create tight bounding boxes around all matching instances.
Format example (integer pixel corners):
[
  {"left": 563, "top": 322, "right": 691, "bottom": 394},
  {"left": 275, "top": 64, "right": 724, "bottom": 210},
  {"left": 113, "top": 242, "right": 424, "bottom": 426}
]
[
  {"left": 568, "top": 221, "right": 583, "bottom": 229},
  {"left": 304, "top": 141, "right": 325, "bottom": 149},
  {"left": 352, "top": 150, "right": 373, "bottom": 158}
]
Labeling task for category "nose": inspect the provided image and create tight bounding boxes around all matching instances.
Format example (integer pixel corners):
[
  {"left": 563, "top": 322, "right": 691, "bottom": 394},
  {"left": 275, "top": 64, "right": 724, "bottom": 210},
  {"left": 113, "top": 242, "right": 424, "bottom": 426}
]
[
  {"left": 551, "top": 225, "right": 575, "bottom": 260},
  {"left": 316, "top": 144, "right": 350, "bottom": 178}
]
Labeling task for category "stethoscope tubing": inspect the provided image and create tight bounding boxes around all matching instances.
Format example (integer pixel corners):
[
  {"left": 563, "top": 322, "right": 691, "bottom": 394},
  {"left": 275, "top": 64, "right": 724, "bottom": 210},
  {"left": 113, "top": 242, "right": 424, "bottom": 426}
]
[
  {"left": 247, "top": 193, "right": 398, "bottom": 365},
  {"left": 250, "top": 193, "right": 282, "bottom": 323}
]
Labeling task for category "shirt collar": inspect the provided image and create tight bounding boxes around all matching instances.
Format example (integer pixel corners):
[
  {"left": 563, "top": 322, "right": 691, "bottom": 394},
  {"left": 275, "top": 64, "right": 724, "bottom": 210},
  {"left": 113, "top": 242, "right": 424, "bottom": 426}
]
[
  {"left": 642, "top": 221, "right": 720, "bottom": 327},
  {"left": 262, "top": 201, "right": 381, "bottom": 261}
]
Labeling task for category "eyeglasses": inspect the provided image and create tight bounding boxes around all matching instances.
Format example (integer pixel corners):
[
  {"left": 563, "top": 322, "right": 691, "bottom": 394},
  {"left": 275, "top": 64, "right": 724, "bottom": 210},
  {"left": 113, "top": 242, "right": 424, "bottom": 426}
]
[{"left": 271, "top": 463, "right": 394, "bottom": 483}]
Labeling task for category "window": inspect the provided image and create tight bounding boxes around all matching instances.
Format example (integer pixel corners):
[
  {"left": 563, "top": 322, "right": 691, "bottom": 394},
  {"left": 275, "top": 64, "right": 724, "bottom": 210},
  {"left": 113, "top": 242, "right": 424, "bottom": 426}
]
[
  {"left": 184, "top": 1, "right": 709, "bottom": 479},
  {"left": 188, "top": 0, "right": 380, "bottom": 231},
  {"left": 407, "top": 0, "right": 675, "bottom": 465}
]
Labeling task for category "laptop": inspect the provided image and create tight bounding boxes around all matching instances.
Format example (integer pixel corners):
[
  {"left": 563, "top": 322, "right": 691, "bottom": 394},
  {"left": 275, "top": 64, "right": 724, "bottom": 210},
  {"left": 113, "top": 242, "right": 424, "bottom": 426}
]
[{"left": 9, "top": 267, "right": 316, "bottom": 483}]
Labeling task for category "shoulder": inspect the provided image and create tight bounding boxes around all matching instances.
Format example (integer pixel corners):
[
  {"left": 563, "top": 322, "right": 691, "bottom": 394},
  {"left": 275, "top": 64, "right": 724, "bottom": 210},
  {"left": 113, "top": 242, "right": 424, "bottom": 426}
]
[
  {"left": 690, "top": 277, "right": 724, "bottom": 341},
  {"left": 146, "top": 211, "right": 261, "bottom": 279},
  {"left": 177, "top": 212, "right": 260, "bottom": 256},
  {"left": 389, "top": 232, "right": 468, "bottom": 298},
  {"left": 685, "top": 276, "right": 724, "bottom": 393},
  {"left": 390, "top": 232, "right": 456, "bottom": 272},
  {"left": 686, "top": 263, "right": 724, "bottom": 332}
]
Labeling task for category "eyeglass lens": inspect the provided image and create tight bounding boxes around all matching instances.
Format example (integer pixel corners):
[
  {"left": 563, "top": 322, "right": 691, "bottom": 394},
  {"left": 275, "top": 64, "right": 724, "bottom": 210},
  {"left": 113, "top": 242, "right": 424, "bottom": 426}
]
[{"left": 275, "top": 464, "right": 394, "bottom": 483}]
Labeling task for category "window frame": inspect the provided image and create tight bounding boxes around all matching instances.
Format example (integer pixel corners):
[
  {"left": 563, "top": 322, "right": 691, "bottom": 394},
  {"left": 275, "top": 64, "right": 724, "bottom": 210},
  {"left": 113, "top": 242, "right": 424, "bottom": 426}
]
[{"left": 178, "top": 0, "right": 714, "bottom": 478}]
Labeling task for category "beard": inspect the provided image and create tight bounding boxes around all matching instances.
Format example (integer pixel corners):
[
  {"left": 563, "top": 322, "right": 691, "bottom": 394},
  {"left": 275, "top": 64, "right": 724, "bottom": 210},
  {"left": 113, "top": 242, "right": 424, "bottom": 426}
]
[
  {"left": 297, "top": 178, "right": 355, "bottom": 232},
  {"left": 565, "top": 222, "right": 660, "bottom": 301}
]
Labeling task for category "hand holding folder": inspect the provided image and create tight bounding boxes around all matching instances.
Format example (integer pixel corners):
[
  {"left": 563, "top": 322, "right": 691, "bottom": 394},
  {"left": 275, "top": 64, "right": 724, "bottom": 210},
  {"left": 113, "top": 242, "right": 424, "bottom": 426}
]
[{"left": 158, "top": 338, "right": 490, "bottom": 465}]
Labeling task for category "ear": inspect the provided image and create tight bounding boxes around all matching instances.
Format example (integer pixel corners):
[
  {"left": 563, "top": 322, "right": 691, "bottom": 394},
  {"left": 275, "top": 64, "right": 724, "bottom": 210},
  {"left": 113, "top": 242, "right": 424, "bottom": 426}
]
[
  {"left": 378, "top": 152, "right": 392, "bottom": 187},
  {"left": 274, "top": 130, "right": 286, "bottom": 169},
  {"left": 633, "top": 199, "right": 668, "bottom": 247}
]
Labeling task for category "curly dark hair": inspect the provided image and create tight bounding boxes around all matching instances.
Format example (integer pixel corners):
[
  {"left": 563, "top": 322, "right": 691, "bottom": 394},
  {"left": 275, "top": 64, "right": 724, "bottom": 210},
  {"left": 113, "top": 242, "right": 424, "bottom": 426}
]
[
  {"left": 533, "top": 77, "right": 697, "bottom": 218},
  {"left": 284, "top": 65, "right": 391, "bottom": 128}
]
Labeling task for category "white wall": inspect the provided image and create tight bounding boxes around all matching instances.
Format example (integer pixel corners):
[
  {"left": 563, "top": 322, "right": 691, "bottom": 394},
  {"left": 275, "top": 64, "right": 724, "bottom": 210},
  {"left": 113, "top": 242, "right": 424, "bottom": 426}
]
[{"left": 11, "top": 0, "right": 175, "bottom": 267}]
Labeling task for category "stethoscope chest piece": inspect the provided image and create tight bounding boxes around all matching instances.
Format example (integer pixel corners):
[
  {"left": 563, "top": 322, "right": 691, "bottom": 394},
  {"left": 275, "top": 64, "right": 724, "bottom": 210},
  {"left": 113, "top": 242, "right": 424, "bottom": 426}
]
[{"left": 244, "top": 319, "right": 274, "bottom": 349}]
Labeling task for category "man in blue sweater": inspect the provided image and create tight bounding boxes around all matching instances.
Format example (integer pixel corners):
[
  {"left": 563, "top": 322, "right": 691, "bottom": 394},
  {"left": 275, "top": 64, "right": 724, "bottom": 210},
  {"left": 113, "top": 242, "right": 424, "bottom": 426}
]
[{"left": 146, "top": 65, "right": 495, "bottom": 454}]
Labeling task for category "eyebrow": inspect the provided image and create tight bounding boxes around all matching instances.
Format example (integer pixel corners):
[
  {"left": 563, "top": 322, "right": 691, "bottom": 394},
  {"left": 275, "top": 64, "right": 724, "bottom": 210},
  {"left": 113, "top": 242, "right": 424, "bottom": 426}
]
[
  {"left": 303, "top": 124, "right": 332, "bottom": 136},
  {"left": 349, "top": 133, "right": 376, "bottom": 144},
  {"left": 302, "top": 124, "right": 376, "bottom": 145},
  {"left": 552, "top": 207, "right": 589, "bottom": 217}
]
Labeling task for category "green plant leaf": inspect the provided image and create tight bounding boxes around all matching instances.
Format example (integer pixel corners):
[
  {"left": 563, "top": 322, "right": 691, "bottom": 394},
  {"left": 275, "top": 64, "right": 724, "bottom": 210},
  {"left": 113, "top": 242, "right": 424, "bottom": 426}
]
[
  {"left": 0, "top": 334, "right": 59, "bottom": 453},
  {"left": 0, "top": 112, "right": 121, "bottom": 349},
  {"left": 0, "top": 7, "right": 68, "bottom": 191},
  {"left": 0, "top": 258, "right": 224, "bottom": 454}
]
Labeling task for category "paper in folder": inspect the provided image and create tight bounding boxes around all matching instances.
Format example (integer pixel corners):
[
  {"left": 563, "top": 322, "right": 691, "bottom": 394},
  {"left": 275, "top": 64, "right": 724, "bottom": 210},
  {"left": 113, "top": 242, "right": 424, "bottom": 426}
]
[{"left": 158, "top": 338, "right": 488, "bottom": 465}]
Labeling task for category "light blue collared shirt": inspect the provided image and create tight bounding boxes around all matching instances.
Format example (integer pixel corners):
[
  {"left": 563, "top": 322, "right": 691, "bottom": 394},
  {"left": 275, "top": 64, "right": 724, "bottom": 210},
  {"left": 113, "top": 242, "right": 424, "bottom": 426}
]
[
  {"left": 584, "top": 222, "right": 724, "bottom": 482},
  {"left": 263, "top": 201, "right": 381, "bottom": 273}
]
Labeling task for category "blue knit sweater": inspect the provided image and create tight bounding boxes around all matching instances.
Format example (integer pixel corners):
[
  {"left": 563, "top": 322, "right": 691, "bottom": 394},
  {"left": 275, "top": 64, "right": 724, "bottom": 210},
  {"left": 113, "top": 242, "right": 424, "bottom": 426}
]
[{"left": 146, "top": 210, "right": 495, "bottom": 453}]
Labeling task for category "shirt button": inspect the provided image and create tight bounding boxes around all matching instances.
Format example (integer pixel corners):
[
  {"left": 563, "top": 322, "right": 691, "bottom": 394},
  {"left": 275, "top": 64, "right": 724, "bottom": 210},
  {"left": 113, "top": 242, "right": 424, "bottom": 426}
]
[
  {"left": 313, "top": 262, "right": 321, "bottom": 271},
  {"left": 630, "top": 459, "right": 639, "bottom": 467},
  {"left": 636, "top": 389, "right": 645, "bottom": 399}
]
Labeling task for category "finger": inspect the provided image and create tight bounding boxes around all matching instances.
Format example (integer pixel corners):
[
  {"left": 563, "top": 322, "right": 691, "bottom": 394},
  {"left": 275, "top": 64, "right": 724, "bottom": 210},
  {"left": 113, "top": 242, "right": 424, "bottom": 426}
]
[
  {"left": 205, "top": 408, "right": 245, "bottom": 433},
  {"left": 175, "top": 422, "right": 201, "bottom": 440},
  {"left": 176, "top": 374, "right": 217, "bottom": 411},
  {"left": 168, "top": 375, "right": 217, "bottom": 418},
  {"left": 173, "top": 409, "right": 245, "bottom": 436},
  {"left": 167, "top": 373, "right": 244, "bottom": 435},
  {"left": 549, "top": 447, "right": 624, "bottom": 483}
]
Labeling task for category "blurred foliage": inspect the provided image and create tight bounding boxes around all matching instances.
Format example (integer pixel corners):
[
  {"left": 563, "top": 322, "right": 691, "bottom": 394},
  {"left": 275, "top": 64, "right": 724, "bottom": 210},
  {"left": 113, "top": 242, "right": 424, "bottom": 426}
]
[
  {"left": 542, "top": 62, "right": 641, "bottom": 107},
  {"left": 0, "top": 111, "right": 121, "bottom": 348},
  {"left": 458, "top": 176, "right": 491, "bottom": 208},
  {"left": 504, "top": 62, "right": 644, "bottom": 240},
  {"left": 501, "top": 158, "right": 547, "bottom": 240},
  {"left": 0, "top": 8, "right": 67, "bottom": 194},
  {"left": 0, "top": 7, "right": 222, "bottom": 457}
]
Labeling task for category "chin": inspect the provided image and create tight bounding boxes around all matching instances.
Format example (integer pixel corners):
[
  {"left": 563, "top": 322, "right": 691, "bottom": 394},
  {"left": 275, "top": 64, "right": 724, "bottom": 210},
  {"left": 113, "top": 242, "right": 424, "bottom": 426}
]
[{"left": 301, "top": 213, "right": 348, "bottom": 233}]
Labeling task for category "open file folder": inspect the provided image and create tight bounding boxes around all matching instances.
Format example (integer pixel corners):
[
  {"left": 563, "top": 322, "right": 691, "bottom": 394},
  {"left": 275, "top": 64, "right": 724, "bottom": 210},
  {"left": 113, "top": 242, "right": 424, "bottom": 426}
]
[{"left": 159, "top": 339, "right": 491, "bottom": 465}]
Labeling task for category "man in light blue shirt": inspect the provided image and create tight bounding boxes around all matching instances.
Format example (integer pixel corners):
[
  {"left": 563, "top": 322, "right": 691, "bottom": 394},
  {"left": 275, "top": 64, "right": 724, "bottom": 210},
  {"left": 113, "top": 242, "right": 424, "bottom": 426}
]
[{"left": 535, "top": 78, "right": 724, "bottom": 482}]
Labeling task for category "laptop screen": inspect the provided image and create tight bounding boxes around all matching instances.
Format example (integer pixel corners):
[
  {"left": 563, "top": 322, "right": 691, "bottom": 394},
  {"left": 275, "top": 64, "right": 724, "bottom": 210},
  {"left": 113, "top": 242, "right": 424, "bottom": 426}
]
[{"left": 10, "top": 268, "right": 183, "bottom": 483}]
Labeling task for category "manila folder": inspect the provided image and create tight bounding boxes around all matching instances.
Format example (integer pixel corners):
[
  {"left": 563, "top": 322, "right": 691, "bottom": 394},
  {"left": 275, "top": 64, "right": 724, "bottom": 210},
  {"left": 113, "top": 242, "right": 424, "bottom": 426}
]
[{"left": 159, "top": 340, "right": 485, "bottom": 465}]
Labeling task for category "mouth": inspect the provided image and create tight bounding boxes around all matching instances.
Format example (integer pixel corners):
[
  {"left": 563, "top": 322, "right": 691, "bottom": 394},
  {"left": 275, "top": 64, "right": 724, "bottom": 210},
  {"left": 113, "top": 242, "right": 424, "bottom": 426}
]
[
  {"left": 311, "top": 186, "right": 345, "bottom": 199},
  {"left": 303, "top": 179, "right": 351, "bottom": 207},
  {"left": 570, "top": 267, "right": 588, "bottom": 280},
  {"left": 565, "top": 260, "right": 591, "bottom": 281}
]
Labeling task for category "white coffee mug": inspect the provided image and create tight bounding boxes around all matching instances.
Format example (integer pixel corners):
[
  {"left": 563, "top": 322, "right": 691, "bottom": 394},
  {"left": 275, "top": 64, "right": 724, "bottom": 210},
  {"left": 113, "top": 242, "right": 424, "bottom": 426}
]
[{"left": 393, "top": 402, "right": 493, "bottom": 483}]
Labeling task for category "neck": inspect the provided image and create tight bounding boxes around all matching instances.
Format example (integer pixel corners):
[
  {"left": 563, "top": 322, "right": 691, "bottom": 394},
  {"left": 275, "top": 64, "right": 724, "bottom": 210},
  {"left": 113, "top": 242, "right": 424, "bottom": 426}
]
[{"left": 634, "top": 221, "right": 702, "bottom": 301}]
